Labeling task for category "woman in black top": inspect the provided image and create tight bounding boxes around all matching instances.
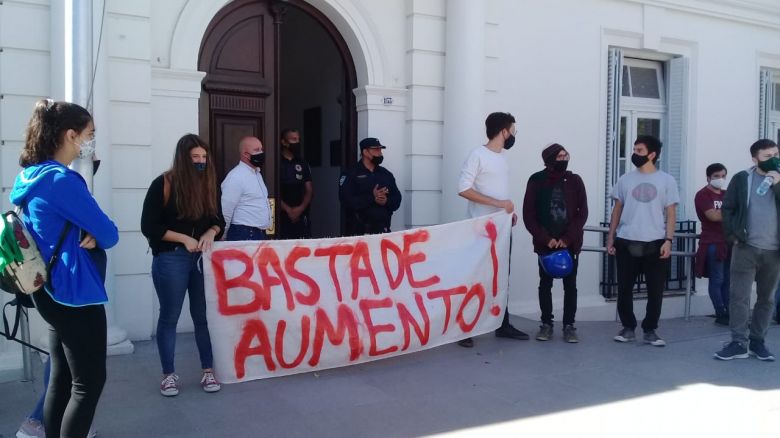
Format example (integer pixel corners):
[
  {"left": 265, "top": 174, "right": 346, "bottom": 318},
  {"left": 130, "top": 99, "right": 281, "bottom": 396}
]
[{"left": 141, "top": 134, "right": 225, "bottom": 397}]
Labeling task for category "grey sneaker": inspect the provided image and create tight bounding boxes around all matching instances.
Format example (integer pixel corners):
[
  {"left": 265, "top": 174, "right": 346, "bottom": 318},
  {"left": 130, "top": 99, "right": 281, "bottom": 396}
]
[
  {"left": 535, "top": 323, "right": 553, "bottom": 341},
  {"left": 562, "top": 324, "right": 579, "bottom": 343},
  {"left": 643, "top": 330, "right": 666, "bottom": 347},
  {"left": 614, "top": 327, "right": 635, "bottom": 343}
]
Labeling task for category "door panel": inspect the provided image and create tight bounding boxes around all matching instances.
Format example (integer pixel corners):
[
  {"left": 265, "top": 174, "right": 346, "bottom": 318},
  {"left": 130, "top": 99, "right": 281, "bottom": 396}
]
[
  {"left": 213, "top": 115, "right": 264, "bottom": 178},
  {"left": 199, "top": 0, "right": 278, "bottom": 187}
]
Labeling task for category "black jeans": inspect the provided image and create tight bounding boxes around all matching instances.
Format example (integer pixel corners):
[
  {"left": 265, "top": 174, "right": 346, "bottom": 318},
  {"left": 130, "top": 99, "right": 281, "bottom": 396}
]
[
  {"left": 615, "top": 238, "right": 669, "bottom": 332},
  {"left": 32, "top": 290, "right": 107, "bottom": 438},
  {"left": 279, "top": 211, "right": 310, "bottom": 239},
  {"left": 538, "top": 251, "right": 579, "bottom": 325}
]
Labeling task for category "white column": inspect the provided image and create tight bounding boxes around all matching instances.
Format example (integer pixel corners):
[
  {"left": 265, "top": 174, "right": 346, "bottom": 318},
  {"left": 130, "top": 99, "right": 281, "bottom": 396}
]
[
  {"left": 49, "top": 1, "right": 66, "bottom": 100},
  {"left": 69, "top": 0, "right": 95, "bottom": 183},
  {"left": 440, "top": 0, "right": 485, "bottom": 224}
]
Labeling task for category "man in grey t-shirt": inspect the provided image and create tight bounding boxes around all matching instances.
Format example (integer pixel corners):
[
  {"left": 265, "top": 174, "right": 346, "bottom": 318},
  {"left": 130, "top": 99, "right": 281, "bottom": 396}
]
[
  {"left": 715, "top": 139, "right": 780, "bottom": 361},
  {"left": 607, "top": 136, "right": 679, "bottom": 347}
]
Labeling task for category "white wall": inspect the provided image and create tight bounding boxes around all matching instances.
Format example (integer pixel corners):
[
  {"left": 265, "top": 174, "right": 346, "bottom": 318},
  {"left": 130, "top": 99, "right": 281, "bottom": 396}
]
[
  {"left": 479, "top": 0, "right": 780, "bottom": 318},
  {"left": 0, "top": 0, "right": 52, "bottom": 376}
]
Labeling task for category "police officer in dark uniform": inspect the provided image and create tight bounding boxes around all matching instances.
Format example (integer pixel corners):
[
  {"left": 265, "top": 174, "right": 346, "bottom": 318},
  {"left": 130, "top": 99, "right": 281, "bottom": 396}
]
[
  {"left": 279, "top": 128, "right": 313, "bottom": 239},
  {"left": 339, "top": 137, "right": 401, "bottom": 235}
]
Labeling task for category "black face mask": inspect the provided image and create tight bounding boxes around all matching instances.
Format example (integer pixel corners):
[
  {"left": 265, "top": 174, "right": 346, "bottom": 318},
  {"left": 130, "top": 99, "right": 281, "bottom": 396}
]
[
  {"left": 631, "top": 153, "right": 650, "bottom": 168},
  {"left": 758, "top": 156, "right": 780, "bottom": 173},
  {"left": 194, "top": 162, "right": 207, "bottom": 172},
  {"left": 371, "top": 155, "right": 384, "bottom": 166},
  {"left": 249, "top": 152, "right": 265, "bottom": 167},
  {"left": 551, "top": 160, "right": 569, "bottom": 173},
  {"left": 286, "top": 142, "right": 301, "bottom": 155},
  {"left": 503, "top": 134, "right": 516, "bottom": 150}
]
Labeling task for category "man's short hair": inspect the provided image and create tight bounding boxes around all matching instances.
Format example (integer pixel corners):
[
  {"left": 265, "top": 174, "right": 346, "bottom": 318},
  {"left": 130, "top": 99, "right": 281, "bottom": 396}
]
[
  {"left": 634, "top": 135, "right": 662, "bottom": 163},
  {"left": 749, "top": 139, "right": 778, "bottom": 157},
  {"left": 280, "top": 128, "right": 298, "bottom": 141},
  {"left": 706, "top": 163, "right": 727, "bottom": 178},
  {"left": 485, "top": 112, "right": 515, "bottom": 140}
]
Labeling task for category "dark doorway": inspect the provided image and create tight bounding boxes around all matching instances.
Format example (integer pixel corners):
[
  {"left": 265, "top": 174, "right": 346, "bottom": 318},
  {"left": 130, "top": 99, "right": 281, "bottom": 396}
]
[{"left": 198, "top": 0, "right": 357, "bottom": 237}]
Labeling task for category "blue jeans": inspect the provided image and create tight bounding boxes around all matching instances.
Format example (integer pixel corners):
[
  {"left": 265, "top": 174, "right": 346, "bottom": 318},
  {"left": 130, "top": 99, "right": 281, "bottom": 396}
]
[
  {"left": 226, "top": 224, "right": 267, "bottom": 241},
  {"left": 152, "top": 247, "right": 213, "bottom": 374},
  {"left": 29, "top": 357, "right": 51, "bottom": 421},
  {"left": 705, "top": 244, "right": 730, "bottom": 317}
]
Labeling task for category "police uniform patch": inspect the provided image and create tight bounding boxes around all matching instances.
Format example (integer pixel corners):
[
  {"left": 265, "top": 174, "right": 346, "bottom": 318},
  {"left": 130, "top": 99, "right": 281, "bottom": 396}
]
[
  {"left": 339, "top": 175, "right": 347, "bottom": 186},
  {"left": 295, "top": 164, "right": 303, "bottom": 172}
]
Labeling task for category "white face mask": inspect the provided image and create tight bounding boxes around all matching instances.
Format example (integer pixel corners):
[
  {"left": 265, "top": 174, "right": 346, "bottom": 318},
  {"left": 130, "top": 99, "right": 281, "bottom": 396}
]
[
  {"left": 78, "top": 138, "right": 96, "bottom": 159},
  {"left": 710, "top": 178, "right": 727, "bottom": 190}
]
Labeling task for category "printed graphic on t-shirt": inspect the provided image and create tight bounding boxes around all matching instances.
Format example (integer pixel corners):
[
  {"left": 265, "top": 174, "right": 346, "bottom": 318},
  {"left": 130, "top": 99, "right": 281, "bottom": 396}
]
[
  {"left": 713, "top": 200, "right": 722, "bottom": 209},
  {"left": 550, "top": 186, "right": 567, "bottom": 227},
  {"left": 632, "top": 182, "right": 658, "bottom": 203}
]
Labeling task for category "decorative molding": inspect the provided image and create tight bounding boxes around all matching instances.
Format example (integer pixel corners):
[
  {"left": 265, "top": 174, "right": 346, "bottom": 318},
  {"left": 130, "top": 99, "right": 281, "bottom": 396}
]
[
  {"left": 353, "top": 85, "right": 407, "bottom": 112},
  {"left": 622, "top": 0, "right": 780, "bottom": 30},
  {"left": 151, "top": 68, "right": 205, "bottom": 99},
  {"left": 209, "top": 94, "right": 265, "bottom": 112}
]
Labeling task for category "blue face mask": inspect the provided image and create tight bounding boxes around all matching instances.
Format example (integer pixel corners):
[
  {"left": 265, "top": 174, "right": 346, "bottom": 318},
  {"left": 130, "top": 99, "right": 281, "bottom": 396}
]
[{"left": 194, "top": 162, "right": 207, "bottom": 172}]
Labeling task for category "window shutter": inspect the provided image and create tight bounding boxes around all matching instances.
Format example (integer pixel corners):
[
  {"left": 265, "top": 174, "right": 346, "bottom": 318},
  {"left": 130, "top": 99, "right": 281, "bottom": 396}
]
[
  {"left": 759, "top": 69, "right": 772, "bottom": 139},
  {"left": 665, "top": 56, "right": 688, "bottom": 219},
  {"left": 605, "top": 47, "right": 623, "bottom": 221}
]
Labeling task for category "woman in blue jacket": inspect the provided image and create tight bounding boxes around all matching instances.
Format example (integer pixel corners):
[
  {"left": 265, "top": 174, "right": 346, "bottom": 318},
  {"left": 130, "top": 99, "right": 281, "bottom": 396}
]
[{"left": 10, "top": 100, "right": 119, "bottom": 437}]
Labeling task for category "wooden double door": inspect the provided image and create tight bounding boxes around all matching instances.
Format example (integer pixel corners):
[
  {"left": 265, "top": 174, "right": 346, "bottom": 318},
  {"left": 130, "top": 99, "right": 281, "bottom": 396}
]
[{"left": 198, "top": 0, "right": 356, "bottom": 234}]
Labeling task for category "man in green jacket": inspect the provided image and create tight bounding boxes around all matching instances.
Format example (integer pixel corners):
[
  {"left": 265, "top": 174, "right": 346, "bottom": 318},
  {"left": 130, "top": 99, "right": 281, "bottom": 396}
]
[{"left": 715, "top": 139, "right": 780, "bottom": 361}]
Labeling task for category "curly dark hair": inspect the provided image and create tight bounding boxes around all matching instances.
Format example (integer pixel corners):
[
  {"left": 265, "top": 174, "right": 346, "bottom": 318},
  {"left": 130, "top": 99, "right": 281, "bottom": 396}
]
[{"left": 20, "top": 99, "right": 92, "bottom": 167}]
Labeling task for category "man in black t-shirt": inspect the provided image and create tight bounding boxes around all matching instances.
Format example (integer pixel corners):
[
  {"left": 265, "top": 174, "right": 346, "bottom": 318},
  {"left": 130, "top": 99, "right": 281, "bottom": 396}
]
[{"left": 279, "top": 128, "right": 313, "bottom": 239}]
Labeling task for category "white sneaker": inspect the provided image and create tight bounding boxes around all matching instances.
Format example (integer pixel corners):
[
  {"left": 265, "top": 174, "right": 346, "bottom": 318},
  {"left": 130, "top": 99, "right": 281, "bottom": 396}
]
[
  {"left": 17, "top": 417, "right": 97, "bottom": 437},
  {"left": 201, "top": 371, "right": 221, "bottom": 393},
  {"left": 17, "top": 417, "right": 45, "bottom": 438},
  {"left": 160, "top": 373, "right": 179, "bottom": 397}
]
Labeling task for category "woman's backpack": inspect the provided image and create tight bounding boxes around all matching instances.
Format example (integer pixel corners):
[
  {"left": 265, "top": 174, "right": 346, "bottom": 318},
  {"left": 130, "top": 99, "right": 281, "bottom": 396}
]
[
  {"left": 0, "top": 208, "right": 70, "bottom": 297},
  {"left": 0, "top": 206, "right": 70, "bottom": 354}
]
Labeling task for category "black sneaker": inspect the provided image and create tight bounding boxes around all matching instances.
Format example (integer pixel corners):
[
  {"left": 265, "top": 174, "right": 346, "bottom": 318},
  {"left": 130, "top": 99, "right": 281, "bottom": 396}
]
[
  {"left": 748, "top": 340, "right": 775, "bottom": 361},
  {"left": 457, "top": 337, "right": 474, "bottom": 348},
  {"left": 643, "top": 330, "right": 666, "bottom": 347},
  {"left": 714, "top": 315, "right": 730, "bottom": 326},
  {"left": 613, "top": 327, "right": 635, "bottom": 343},
  {"left": 714, "top": 341, "right": 748, "bottom": 360},
  {"left": 535, "top": 323, "right": 553, "bottom": 341},
  {"left": 495, "top": 325, "right": 530, "bottom": 340},
  {"left": 562, "top": 324, "right": 579, "bottom": 343}
]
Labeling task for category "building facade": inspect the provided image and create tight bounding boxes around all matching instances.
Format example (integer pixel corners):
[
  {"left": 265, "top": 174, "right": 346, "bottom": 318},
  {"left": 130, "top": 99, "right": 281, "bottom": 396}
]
[{"left": 2, "top": 0, "right": 780, "bottom": 371}]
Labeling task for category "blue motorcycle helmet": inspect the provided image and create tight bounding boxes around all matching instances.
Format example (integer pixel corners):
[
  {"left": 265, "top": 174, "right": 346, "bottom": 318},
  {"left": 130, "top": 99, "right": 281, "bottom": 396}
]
[{"left": 539, "top": 250, "right": 574, "bottom": 278}]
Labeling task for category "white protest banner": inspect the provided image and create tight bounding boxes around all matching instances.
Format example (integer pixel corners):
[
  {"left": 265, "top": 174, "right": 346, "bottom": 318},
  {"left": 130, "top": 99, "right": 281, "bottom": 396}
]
[{"left": 204, "top": 212, "right": 511, "bottom": 383}]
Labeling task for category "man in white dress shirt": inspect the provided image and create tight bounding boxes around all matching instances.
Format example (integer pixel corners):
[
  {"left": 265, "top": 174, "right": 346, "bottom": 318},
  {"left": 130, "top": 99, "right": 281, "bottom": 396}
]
[{"left": 221, "top": 136, "right": 272, "bottom": 241}]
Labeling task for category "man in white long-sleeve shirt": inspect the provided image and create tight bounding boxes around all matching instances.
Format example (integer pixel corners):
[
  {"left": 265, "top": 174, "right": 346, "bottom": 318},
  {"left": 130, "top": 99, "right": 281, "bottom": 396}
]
[{"left": 221, "top": 136, "right": 271, "bottom": 240}]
